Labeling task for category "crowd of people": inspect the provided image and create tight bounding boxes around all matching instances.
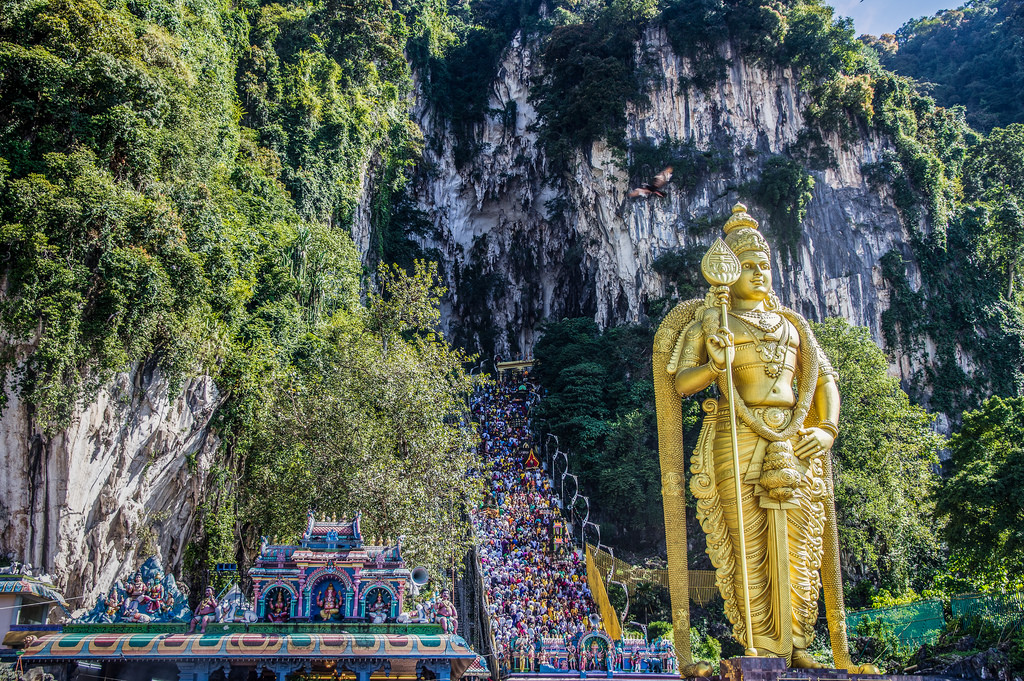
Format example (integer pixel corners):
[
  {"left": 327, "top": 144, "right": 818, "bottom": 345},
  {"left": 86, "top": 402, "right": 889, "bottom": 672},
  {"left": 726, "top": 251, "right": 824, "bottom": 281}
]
[{"left": 470, "top": 371, "right": 597, "bottom": 667}]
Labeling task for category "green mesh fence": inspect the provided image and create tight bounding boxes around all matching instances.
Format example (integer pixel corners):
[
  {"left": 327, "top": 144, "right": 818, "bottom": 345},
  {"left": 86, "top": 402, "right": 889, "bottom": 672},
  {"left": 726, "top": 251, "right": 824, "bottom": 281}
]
[
  {"left": 846, "top": 599, "right": 945, "bottom": 646},
  {"left": 951, "top": 592, "right": 1024, "bottom": 625}
]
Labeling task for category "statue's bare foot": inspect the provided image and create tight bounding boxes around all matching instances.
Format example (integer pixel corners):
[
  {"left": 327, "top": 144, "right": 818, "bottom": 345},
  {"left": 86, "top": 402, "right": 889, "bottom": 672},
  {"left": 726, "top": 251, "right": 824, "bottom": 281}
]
[
  {"left": 850, "top": 663, "right": 882, "bottom": 674},
  {"left": 791, "top": 649, "right": 825, "bottom": 669},
  {"left": 680, "top": 661, "right": 713, "bottom": 678}
]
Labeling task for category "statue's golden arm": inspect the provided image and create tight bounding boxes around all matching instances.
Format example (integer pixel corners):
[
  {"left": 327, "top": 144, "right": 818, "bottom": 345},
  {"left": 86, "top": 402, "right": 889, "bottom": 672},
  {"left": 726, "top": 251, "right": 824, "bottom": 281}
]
[
  {"left": 675, "top": 362, "right": 721, "bottom": 397},
  {"left": 814, "top": 374, "right": 840, "bottom": 424},
  {"left": 672, "top": 323, "right": 725, "bottom": 397}
]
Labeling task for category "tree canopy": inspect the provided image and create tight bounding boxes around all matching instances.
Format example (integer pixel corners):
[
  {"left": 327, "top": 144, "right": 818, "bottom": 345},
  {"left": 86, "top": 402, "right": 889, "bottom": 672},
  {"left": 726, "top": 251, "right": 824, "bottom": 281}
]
[
  {"left": 812, "top": 318, "right": 945, "bottom": 594},
  {"left": 868, "top": 0, "right": 1024, "bottom": 132},
  {"left": 937, "top": 395, "right": 1024, "bottom": 591},
  {"left": 240, "top": 262, "right": 484, "bottom": 577}
]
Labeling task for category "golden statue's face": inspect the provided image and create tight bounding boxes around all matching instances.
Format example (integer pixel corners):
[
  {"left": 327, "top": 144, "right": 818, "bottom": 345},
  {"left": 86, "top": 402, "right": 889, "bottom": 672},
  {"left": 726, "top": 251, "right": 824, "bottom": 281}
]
[{"left": 732, "top": 251, "right": 772, "bottom": 301}]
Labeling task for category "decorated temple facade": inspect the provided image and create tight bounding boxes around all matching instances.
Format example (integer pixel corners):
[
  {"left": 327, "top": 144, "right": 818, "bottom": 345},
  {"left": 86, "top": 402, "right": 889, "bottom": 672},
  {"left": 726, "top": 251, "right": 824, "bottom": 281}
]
[
  {"left": 11, "top": 514, "right": 482, "bottom": 681},
  {"left": 250, "top": 512, "right": 409, "bottom": 623},
  {"left": 77, "top": 556, "right": 192, "bottom": 624}
]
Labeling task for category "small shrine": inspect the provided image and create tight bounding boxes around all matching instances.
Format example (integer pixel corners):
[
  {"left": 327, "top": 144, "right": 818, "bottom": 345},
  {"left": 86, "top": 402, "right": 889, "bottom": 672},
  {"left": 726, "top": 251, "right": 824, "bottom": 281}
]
[{"left": 250, "top": 512, "right": 408, "bottom": 623}]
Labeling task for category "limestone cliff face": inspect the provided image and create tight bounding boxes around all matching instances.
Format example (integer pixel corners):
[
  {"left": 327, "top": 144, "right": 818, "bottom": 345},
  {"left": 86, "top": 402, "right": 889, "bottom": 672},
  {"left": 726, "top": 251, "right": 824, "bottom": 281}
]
[
  {"left": 0, "top": 361, "right": 222, "bottom": 607},
  {"left": 393, "top": 28, "right": 919, "bottom": 373}
]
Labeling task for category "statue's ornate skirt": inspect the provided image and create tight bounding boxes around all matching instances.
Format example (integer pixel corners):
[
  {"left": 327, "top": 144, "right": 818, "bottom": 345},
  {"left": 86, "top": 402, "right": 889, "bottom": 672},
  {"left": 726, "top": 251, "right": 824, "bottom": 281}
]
[{"left": 697, "top": 414, "right": 826, "bottom": 661}]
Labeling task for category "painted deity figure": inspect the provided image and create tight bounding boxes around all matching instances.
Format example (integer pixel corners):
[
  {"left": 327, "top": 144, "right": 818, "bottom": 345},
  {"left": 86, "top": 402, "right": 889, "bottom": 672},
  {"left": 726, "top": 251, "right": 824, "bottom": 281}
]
[
  {"left": 367, "top": 591, "right": 389, "bottom": 623},
  {"left": 102, "top": 588, "right": 122, "bottom": 622},
  {"left": 123, "top": 572, "right": 152, "bottom": 616},
  {"left": 147, "top": 570, "right": 172, "bottom": 614},
  {"left": 318, "top": 582, "right": 340, "bottom": 621},
  {"left": 268, "top": 591, "right": 289, "bottom": 623},
  {"left": 515, "top": 638, "right": 528, "bottom": 672},
  {"left": 188, "top": 587, "right": 219, "bottom": 634},
  {"left": 434, "top": 589, "right": 458, "bottom": 634},
  {"left": 397, "top": 602, "right": 428, "bottom": 623},
  {"left": 665, "top": 205, "right": 840, "bottom": 668}
]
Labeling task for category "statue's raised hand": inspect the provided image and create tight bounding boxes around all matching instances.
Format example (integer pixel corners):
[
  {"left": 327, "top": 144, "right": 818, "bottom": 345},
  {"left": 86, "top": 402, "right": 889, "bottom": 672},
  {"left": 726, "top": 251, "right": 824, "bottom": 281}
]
[{"left": 705, "top": 327, "right": 734, "bottom": 371}]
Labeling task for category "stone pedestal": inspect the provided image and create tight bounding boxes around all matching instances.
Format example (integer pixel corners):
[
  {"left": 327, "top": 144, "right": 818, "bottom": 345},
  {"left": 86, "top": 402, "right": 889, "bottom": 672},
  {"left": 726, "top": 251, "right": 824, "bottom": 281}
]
[{"left": 714, "top": 656, "right": 955, "bottom": 681}]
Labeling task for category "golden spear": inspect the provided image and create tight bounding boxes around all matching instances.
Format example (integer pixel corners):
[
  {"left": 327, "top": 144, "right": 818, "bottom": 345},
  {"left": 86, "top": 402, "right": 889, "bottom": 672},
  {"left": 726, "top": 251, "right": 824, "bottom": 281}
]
[{"left": 701, "top": 238, "right": 757, "bottom": 657}]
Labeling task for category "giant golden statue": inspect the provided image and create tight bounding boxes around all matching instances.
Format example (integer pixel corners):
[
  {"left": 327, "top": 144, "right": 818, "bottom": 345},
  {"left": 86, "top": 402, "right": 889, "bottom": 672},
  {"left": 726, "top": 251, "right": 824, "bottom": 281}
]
[{"left": 654, "top": 205, "right": 873, "bottom": 676}]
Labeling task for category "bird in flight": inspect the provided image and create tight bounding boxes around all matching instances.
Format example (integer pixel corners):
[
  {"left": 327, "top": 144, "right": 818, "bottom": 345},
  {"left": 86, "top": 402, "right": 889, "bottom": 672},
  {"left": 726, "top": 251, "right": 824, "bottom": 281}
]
[{"left": 628, "top": 166, "right": 673, "bottom": 198}]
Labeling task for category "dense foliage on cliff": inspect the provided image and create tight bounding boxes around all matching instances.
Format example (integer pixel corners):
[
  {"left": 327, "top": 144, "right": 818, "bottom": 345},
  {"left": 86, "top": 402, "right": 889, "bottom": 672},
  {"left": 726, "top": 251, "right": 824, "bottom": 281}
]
[
  {"left": 0, "top": 0, "right": 480, "bottom": 580},
  {"left": 0, "top": 0, "right": 415, "bottom": 428},
  {"left": 864, "top": 0, "right": 1024, "bottom": 132}
]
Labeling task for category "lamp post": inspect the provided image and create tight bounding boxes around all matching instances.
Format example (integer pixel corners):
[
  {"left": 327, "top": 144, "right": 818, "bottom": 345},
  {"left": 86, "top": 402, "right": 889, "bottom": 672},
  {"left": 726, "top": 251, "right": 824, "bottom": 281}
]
[
  {"left": 466, "top": 360, "right": 486, "bottom": 411},
  {"left": 545, "top": 434, "right": 559, "bottom": 474}
]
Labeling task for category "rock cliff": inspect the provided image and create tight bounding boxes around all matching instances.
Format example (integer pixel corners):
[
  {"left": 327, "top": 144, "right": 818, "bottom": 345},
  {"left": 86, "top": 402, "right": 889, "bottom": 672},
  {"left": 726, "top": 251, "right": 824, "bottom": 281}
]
[
  {"left": 397, "top": 28, "right": 918, "bottom": 372},
  {"left": 0, "top": 360, "right": 222, "bottom": 608}
]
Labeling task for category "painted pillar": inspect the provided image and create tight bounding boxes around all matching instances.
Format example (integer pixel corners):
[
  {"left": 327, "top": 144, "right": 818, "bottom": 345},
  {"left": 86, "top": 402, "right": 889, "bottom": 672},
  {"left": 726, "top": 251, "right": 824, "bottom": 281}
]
[
  {"left": 267, "top": 661, "right": 305, "bottom": 681},
  {"left": 344, "top": 658, "right": 386, "bottom": 681},
  {"left": 351, "top": 568, "right": 362, "bottom": 618}
]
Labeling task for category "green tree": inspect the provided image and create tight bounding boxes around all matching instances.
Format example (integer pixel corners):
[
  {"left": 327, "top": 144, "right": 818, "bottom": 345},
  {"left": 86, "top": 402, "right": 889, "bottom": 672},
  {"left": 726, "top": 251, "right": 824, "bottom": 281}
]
[
  {"left": 812, "top": 318, "right": 945, "bottom": 591},
  {"left": 963, "top": 124, "right": 1024, "bottom": 299},
  {"left": 241, "top": 261, "right": 483, "bottom": 576},
  {"left": 936, "top": 395, "right": 1024, "bottom": 590}
]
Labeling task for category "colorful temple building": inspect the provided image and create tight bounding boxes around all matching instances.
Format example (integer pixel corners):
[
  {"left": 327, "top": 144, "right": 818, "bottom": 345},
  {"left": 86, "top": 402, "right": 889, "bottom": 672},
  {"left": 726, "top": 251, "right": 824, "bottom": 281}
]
[
  {"left": 250, "top": 513, "right": 409, "bottom": 624},
  {"left": 11, "top": 514, "right": 483, "bottom": 681}
]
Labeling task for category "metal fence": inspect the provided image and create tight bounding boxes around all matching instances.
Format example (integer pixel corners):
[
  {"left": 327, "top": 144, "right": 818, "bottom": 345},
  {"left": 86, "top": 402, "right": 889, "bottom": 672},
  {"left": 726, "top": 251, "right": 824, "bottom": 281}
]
[
  {"left": 845, "top": 592, "right": 1024, "bottom": 648},
  {"left": 952, "top": 592, "right": 1024, "bottom": 625},
  {"left": 845, "top": 599, "right": 946, "bottom": 647}
]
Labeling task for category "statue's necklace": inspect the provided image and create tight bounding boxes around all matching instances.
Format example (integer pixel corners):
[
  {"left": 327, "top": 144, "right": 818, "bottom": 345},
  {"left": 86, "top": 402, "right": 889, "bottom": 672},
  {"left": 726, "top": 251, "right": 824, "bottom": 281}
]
[
  {"left": 733, "top": 309, "right": 783, "bottom": 333},
  {"left": 731, "top": 311, "right": 788, "bottom": 377}
]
